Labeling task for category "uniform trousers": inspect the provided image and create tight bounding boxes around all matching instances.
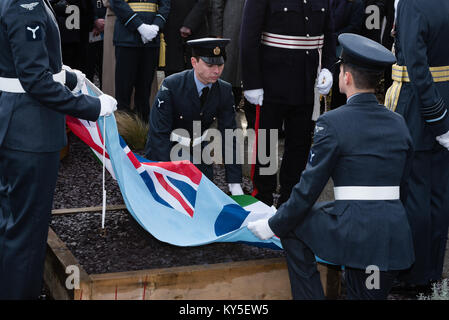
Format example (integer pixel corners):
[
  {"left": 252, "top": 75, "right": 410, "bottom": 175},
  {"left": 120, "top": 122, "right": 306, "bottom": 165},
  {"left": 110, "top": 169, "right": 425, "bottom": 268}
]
[
  {"left": 398, "top": 146, "right": 449, "bottom": 285},
  {"left": 282, "top": 220, "right": 399, "bottom": 300},
  {"left": 253, "top": 103, "right": 314, "bottom": 207},
  {"left": 115, "top": 46, "right": 158, "bottom": 122},
  {"left": 0, "top": 147, "right": 60, "bottom": 299}
]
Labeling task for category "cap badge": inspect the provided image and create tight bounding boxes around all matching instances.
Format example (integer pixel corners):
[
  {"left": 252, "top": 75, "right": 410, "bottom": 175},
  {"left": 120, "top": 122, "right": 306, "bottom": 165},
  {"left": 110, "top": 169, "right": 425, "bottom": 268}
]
[{"left": 213, "top": 46, "right": 221, "bottom": 56}]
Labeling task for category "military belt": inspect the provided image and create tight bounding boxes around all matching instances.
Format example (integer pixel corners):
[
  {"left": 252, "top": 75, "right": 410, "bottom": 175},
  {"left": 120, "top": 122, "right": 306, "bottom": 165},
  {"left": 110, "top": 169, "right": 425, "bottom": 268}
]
[
  {"left": 391, "top": 64, "right": 449, "bottom": 83},
  {"left": 334, "top": 186, "right": 400, "bottom": 200},
  {"left": 170, "top": 130, "right": 209, "bottom": 148},
  {"left": 126, "top": 1, "right": 157, "bottom": 12},
  {"left": 0, "top": 70, "right": 66, "bottom": 93},
  {"left": 261, "top": 32, "right": 324, "bottom": 50},
  {"left": 385, "top": 64, "right": 449, "bottom": 111}
]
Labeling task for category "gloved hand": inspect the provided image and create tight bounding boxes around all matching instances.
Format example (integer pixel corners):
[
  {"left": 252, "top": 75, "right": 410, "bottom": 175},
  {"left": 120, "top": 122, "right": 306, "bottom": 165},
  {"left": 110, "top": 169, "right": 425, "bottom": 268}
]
[
  {"left": 247, "top": 218, "right": 274, "bottom": 240},
  {"left": 244, "top": 88, "right": 264, "bottom": 106},
  {"left": 98, "top": 94, "right": 118, "bottom": 117},
  {"left": 62, "top": 64, "right": 85, "bottom": 93},
  {"left": 228, "top": 183, "right": 244, "bottom": 196},
  {"left": 137, "top": 23, "right": 159, "bottom": 43},
  {"left": 316, "top": 68, "right": 333, "bottom": 95},
  {"left": 436, "top": 130, "right": 449, "bottom": 150}
]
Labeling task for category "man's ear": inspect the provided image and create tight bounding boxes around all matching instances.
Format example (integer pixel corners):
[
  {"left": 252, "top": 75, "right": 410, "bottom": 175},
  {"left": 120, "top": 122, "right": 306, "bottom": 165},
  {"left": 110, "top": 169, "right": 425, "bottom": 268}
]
[
  {"left": 344, "top": 70, "right": 352, "bottom": 87},
  {"left": 191, "top": 56, "right": 197, "bottom": 68}
]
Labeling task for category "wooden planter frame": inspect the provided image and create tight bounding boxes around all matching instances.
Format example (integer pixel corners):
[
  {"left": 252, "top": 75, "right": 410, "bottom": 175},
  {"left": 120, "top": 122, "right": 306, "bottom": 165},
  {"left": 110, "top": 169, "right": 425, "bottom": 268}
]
[{"left": 45, "top": 207, "right": 341, "bottom": 300}]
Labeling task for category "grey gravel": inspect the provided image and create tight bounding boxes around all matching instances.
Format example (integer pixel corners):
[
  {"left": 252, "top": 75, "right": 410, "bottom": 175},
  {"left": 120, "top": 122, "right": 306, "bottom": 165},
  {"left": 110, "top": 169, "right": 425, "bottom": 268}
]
[{"left": 51, "top": 133, "right": 284, "bottom": 275}]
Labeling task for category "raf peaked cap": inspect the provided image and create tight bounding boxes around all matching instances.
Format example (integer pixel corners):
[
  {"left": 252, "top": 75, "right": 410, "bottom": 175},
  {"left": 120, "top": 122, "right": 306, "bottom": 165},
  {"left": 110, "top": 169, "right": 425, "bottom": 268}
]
[
  {"left": 187, "top": 38, "right": 230, "bottom": 65},
  {"left": 338, "top": 33, "right": 396, "bottom": 70}
]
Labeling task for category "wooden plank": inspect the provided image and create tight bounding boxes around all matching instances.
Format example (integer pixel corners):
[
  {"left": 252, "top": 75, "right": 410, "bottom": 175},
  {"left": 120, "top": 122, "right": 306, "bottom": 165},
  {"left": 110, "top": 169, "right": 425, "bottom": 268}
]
[
  {"left": 89, "top": 258, "right": 292, "bottom": 300},
  {"left": 45, "top": 228, "right": 341, "bottom": 300},
  {"left": 44, "top": 228, "right": 92, "bottom": 300},
  {"left": 51, "top": 204, "right": 127, "bottom": 215}
]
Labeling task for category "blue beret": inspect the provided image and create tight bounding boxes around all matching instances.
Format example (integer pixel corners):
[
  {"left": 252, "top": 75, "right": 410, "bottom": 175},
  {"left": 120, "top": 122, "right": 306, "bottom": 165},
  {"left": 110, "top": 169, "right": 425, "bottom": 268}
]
[
  {"left": 187, "top": 38, "right": 230, "bottom": 65},
  {"left": 338, "top": 33, "right": 396, "bottom": 70}
]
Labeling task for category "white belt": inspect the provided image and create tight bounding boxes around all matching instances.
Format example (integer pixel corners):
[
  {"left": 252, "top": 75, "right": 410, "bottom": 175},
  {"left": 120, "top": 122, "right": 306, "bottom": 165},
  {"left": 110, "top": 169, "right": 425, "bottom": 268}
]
[
  {"left": 334, "top": 186, "right": 400, "bottom": 200},
  {"left": 170, "top": 129, "right": 209, "bottom": 148},
  {"left": 261, "top": 32, "right": 324, "bottom": 50},
  {"left": 0, "top": 70, "right": 66, "bottom": 93}
]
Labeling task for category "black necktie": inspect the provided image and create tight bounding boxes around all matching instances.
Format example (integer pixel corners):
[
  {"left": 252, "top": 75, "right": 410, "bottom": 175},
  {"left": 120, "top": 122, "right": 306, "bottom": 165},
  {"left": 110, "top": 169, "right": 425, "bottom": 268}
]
[{"left": 200, "top": 87, "right": 209, "bottom": 107}]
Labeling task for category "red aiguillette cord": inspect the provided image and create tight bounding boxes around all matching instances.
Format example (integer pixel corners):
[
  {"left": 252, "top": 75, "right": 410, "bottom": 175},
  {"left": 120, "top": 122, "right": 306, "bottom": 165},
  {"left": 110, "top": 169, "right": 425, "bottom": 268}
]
[{"left": 250, "top": 104, "right": 260, "bottom": 197}]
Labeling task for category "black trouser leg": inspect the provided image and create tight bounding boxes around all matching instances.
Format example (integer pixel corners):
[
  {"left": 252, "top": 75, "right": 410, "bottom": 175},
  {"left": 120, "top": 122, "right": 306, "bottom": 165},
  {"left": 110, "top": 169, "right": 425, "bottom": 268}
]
[
  {"left": 278, "top": 105, "right": 314, "bottom": 206},
  {"left": 345, "top": 267, "right": 399, "bottom": 300},
  {"left": 115, "top": 46, "right": 138, "bottom": 113},
  {"left": 134, "top": 47, "right": 158, "bottom": 122},
  {"left": 0, "top": 148, "right": 59, "bottom": 299},
  {"left": 281, "top": 233, "right": 325, "bottom": 300},
  {"left": 252, "top": 103, "right": 283, "bottom": 206}
]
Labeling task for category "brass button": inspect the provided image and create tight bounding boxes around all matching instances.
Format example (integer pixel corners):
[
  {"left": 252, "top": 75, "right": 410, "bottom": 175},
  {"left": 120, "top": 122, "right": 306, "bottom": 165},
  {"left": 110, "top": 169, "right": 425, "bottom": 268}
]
[
  {"left": 179, "top": 115, "right": 183, "bottom": 119},
  {"left": 321, "top": 8, "right": 325, "bottom": 12},
  {"left": 284, "top": 7, "right": 288, "bottom": 11}
]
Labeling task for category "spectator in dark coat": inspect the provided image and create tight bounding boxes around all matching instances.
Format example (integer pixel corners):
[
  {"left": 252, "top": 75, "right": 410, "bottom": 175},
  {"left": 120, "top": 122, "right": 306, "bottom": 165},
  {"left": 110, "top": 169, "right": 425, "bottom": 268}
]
[
  {"left": 330, "top": 0, "right": 364, "bottom": 109},
  {"left": 381, "top": 0, "right": 395, "bottom": 92},
  {"left": 86, "top": 0, "right": 107, "bottom": 87},
  {"left": 50, "top": 0, "right": 96, "bottom": 73},
  {"left": 164, "top": 0, "right": 209, "bottom": 76},
  {"left": 360, "top": 0, "right": 385, "bottom": 43}
]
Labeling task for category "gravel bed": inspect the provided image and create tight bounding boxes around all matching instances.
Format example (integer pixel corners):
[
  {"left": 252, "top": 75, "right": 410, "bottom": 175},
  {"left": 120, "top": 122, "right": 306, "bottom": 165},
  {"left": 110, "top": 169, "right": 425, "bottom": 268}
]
[{"left": 51, "top": 133, "right": 284, "bottom": 275}]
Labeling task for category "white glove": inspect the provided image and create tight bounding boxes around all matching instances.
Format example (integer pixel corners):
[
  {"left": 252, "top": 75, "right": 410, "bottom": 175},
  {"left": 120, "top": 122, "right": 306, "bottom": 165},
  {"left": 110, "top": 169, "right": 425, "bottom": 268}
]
[
  {"left": 62, "top": 64, "right": 85, "bottom": 93},
  {"left": 228, "top": 183, "right": 244, "bottom": 196},
  {"left": 244, "top": 88, "right": 264, "bottom": 106},
  {"left": 436, "top": 130, "right": 449, "bottom": 150},
  {"left": 137, "top": 24, "right": 159, "bottom": 42},
  {"left": 98, "top": 94, "right": 118, "bottom": 117},
  {"left": 140, "top": 34, "right": 149, "bottom": 44},
  {"left": 316, "top": 68, "right": 333, "bottom": 95},
  {"left": 247, "top": 218, "right": 275, "bottom": 240}
]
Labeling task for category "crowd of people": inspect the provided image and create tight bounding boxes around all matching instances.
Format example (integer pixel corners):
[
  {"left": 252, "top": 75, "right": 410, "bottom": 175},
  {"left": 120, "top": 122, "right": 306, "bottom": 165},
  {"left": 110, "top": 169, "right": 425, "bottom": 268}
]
[{"left": 1, "top": 0, "right": 449, "bottom": 301}]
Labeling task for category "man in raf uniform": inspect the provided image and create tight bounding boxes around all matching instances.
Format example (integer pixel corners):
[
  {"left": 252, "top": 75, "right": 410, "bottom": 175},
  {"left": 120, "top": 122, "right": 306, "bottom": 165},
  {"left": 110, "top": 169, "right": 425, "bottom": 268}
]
[
  {"left": 240, "top": 0, "right": 336, "bottom": 207},
  {"left": 0, "top": 0, "right": 117, "bottom": 299},
  {"left": 109, "top": 0, "right": 170, "bottom": 122},
  {"left": 248, "top": 34, "right": 415, "bottom": 300},
  {"left": 144, "top": 38, "right": 244, "bottom": 195},
  {"left": 384, "top": 0, "right": 449, "bottom": 288}
]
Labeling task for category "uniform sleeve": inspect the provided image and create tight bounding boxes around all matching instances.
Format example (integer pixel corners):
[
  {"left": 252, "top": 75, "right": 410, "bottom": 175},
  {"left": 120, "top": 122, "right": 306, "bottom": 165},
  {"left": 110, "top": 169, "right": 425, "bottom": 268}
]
[
  {"left": 4, "top": 1, "right": 100, "bottom": 121},
  {"left": 182, "top": 0, "right": 208, "bottom": 34},
  {"left": 400, "top": 128, "right": 414, "bottom": 203},
  {"left": 144, "top": 80, "right": 173, "bottom": 161},
  {"left": 268, "top": 116, "right": 340, "bottom": 237},
  {"left": 218, "top": 85, "right": 242, "bottom": 183},
  {"left": 153, "top": 0, "right": 170, "bottom": 30},
  {"left": 240, "top": 0, "right": 268, "bottom": 90},
  {"left": 109, "top": 0, "right": 144, "bottom": 31},
  {"left": 398, "top": 0, "right": 449, "bottom": 136},
  {"left": 321, "top": 0, "right": 337, "bottom": 72}
]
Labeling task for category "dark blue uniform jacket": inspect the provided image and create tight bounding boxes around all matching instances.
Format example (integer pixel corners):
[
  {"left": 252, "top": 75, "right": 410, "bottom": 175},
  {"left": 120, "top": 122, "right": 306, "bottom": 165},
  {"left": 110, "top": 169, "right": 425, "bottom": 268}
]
[
  {"left": 110, "top": 0, "right": 170, "bottom": 47},
  {"left": 0, "top": 0, "right": 100, "bottom": 152},
  {"left": 395, "top": 0, "right": 449, "bottom": 150},
  {"left": 144, "top": 69, "right": 242, "bottom": 183},
  {"left": 269, "top": 93, "right": 415, "bottom": 271}
]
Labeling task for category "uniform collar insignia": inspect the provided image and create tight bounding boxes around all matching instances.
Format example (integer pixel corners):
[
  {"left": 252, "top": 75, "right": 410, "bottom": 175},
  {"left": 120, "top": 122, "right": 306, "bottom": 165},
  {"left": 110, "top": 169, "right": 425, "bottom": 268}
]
[{"left": 20, "top": 2, "right": 39, "bottom": 10}]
